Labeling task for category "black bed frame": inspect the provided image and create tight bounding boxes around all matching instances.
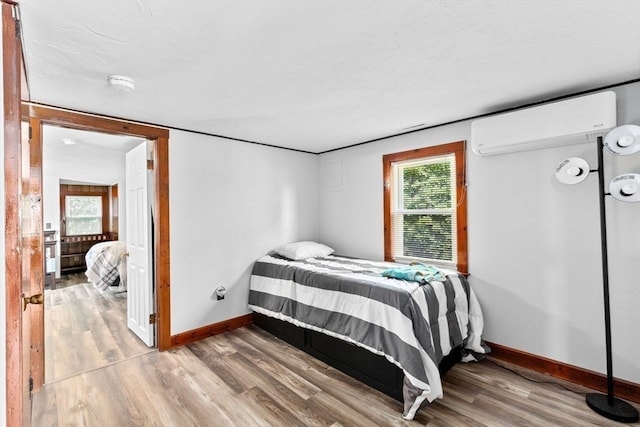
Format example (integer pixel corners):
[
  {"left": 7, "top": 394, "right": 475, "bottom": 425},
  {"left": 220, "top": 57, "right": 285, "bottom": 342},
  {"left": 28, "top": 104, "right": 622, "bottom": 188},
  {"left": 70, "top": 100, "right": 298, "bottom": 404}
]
[{"left": 253, "top": 312, "right": 461, "bottom": 402}]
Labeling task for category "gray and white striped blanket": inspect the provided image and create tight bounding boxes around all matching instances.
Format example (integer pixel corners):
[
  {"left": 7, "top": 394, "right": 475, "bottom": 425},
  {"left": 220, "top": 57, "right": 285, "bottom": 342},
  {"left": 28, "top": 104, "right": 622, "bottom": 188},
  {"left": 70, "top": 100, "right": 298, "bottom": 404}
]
[{"left": 248, "top": 254, "right": 487, "bottom": 420}]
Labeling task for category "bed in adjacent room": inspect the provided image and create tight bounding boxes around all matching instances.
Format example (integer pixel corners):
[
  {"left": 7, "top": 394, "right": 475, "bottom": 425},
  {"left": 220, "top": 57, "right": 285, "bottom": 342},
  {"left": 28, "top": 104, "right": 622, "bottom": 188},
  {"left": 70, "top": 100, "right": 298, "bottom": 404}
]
[
  {"left": 248, "top": 241, "right": 488, "bottom": 420},
  {"left": 85, "top": 241, "right": 128, "bottom": 292}
]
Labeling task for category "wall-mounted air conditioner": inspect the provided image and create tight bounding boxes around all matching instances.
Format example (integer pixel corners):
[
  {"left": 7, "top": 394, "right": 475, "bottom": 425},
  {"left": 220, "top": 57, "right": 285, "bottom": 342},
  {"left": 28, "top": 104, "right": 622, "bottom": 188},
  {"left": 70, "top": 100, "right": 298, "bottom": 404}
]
[{"left": 471, "top": 91, "right": 617, "bottom": 156}]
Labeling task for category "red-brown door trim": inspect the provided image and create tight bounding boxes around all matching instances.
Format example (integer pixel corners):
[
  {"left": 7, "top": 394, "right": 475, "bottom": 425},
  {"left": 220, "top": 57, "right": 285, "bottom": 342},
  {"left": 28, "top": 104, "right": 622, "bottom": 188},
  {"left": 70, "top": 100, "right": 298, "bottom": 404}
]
[
  {"left": 4, "top": 2, "right": 27, "bottom": 425},
  {"left": 22, "top": 103, "right": 173, "bottom": 396},
  {"left": 25, "top": 103, "right": 171, "bottom": 349}
]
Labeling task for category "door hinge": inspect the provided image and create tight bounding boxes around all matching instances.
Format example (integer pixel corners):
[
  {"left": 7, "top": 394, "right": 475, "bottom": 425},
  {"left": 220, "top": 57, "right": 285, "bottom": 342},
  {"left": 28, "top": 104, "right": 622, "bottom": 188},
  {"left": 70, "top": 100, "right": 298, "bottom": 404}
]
[
  {"left": 29, "top": 377, "right": 33, "bottom": 392},
  {"left": 147, "top": 159, "right": 154, "bottom": 170},
  {"left": 14, "top": 16, "right": 21, "bottom": 38},
  {"left": 149, "top": 313, "right": 157, "bottom": 324},
  {"left": 29, "top": 126, "right": 32, "bottom": 140}
]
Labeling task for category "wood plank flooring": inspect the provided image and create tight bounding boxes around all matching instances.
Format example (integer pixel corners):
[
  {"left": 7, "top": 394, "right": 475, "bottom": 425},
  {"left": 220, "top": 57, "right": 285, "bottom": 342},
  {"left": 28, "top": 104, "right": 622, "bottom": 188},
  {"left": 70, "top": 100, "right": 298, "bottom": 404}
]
[
  {"left": 33, "top": 322, "right": 640, "bottom": 426},
  {"left": 44, "top": 277, "right": 153, "bottom": 383}
]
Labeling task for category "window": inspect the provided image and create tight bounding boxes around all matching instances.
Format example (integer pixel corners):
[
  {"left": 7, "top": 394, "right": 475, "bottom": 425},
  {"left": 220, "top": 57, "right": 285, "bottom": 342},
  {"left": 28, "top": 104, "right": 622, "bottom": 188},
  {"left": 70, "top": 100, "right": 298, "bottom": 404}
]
[
  {"left": 65, "top": 195, "right": 103, "bottom": 235},
  {"left": 383, "top": 141, "right": 468, "bottom": 273},
  {"left": 59, "top": 184, "right": 110, "bottom": 238}
]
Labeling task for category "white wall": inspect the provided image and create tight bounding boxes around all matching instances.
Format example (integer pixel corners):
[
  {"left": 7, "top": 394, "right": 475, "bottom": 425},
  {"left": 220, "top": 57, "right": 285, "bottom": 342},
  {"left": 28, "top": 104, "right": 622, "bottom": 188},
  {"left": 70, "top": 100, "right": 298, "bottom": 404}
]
[
  {"left": 318, "top": 82, "right": 640, "bottom": 384},
  {"left": 169, "top": 130, "right": 319, "bottom": 334},
  {"left": 42, "top": 134, "right": 127, "bottom": 277}
]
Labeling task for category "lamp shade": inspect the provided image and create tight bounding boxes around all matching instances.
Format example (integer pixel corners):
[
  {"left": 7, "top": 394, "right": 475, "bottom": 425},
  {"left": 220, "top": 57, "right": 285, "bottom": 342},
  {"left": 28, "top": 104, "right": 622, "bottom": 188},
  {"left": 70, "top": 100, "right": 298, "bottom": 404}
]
[
  {"left": 609, "top": 173, "right": 640, "bottom": 202},
  {"left": 603, "top": 125, "right": 640, "bottom": 155},
  {"left": 555, "top": 157, "right": 590, "bottom": 184}
]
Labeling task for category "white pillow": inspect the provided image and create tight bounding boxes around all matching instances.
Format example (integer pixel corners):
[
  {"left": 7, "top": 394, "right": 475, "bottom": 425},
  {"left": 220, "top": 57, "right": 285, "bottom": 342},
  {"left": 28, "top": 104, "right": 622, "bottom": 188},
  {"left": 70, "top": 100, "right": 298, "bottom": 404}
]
[{"left": 275, "top": 241, "right": 334, "bottom": 260}]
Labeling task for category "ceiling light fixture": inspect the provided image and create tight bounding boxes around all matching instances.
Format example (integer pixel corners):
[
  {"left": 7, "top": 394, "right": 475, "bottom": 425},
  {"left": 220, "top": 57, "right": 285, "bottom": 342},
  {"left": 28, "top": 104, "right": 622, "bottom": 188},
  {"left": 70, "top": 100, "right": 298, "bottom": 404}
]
[
  {"left": 62, "top": 138, "right": 77, "bottom": 145},
  {"left": 108, "top": 74, "right": 135, "bottom": 92}
]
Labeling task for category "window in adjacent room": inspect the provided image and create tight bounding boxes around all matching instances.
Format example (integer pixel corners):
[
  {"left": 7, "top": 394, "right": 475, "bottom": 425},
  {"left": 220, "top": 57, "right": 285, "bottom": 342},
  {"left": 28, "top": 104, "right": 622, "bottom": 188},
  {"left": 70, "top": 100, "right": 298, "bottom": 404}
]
[
  {"left": 59, "top": 184, "right": 110, "bottom": 238},
  {"left": 65, "top": 195, "right": 103, "bottom": 235},
  {"left": 383, "top": 141, "right": 468, "bottom": 273}
]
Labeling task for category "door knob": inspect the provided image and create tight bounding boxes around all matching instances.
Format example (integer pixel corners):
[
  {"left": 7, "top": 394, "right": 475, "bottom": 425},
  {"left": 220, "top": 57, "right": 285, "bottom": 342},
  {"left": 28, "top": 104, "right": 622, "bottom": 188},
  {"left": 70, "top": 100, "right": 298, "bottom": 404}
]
[{"left": 23, "top": 293, "right": 43, "bottom": 311}]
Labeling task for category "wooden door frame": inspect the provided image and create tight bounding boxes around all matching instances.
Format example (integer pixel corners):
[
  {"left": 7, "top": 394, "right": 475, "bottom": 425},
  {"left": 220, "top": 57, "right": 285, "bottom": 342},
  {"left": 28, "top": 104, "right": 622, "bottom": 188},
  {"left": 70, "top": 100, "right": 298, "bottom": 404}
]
[
  {"left": 4, "top": 1, "right": 28, "bottom": 425},
  {"left": 20, "top": 103, "right": 173, "bottom": 390}
]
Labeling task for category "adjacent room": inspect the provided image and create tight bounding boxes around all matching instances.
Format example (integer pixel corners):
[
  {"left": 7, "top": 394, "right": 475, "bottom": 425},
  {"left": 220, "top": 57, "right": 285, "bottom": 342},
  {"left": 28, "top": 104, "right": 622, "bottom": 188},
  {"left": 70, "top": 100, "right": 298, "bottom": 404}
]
[
  {"left": 2, "top": 1, "right": 639, "bottom": 426},
  {"left": 41, "top": 125, "right": 155, "bottom": 383}
]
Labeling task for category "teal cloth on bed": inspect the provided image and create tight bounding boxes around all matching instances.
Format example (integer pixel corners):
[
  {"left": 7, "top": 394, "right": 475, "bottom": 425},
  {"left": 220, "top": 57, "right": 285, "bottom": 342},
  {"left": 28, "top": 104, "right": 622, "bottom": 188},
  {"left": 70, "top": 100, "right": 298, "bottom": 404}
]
[{"left": 382, "top": 264, "right": 445, "bottom": 283}]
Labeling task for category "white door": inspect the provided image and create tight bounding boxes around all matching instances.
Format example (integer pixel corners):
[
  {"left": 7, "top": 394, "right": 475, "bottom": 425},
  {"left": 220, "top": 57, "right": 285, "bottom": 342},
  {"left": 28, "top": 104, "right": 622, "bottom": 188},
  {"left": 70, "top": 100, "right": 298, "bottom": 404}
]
[{"left": 125, "top": 142, "right": 155, "bottom": 346}]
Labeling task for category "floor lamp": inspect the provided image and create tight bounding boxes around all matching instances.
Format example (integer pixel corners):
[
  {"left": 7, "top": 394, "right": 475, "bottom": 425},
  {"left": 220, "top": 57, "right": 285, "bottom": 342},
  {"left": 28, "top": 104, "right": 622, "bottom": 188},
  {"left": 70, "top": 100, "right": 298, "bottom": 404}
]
[{"left": 555, "top": 124, "right": 640, "bottom": 423}]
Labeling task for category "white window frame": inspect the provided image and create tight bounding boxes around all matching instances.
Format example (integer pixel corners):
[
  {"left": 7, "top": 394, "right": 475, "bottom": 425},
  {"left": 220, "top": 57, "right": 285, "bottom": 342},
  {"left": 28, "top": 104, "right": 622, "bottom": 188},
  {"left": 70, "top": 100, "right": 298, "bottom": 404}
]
[
  {"left": 65, "top": 195, "right": 103, "bottom": 236},
  {"left": 391, "top": 154, "right": 457, "bottom": 268}
]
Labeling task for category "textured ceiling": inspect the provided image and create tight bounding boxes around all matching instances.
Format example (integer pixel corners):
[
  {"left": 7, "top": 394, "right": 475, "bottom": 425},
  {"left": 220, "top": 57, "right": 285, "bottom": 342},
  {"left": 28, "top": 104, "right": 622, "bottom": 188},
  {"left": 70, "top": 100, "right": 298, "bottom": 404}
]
[
  {"left": 18, "top": 0, "right": 640, "bottom": 153},
  {"left": 43, "top": 126, "right": 145, "bottom": 154}
]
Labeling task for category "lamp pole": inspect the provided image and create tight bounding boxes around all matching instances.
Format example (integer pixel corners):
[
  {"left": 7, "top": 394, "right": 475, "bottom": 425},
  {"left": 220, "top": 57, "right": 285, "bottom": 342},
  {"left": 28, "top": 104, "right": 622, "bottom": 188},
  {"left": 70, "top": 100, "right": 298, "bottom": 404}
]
[{"left": 584, "top": 136, "right": 639, "bottom": 423}]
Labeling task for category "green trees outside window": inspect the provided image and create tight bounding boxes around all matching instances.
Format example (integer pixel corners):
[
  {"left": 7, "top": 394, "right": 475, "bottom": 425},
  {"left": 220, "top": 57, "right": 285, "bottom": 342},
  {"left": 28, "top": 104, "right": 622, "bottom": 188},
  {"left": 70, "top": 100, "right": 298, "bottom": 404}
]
[
  {"left": 383, "top": 141, "right": 467, "bottom": 273},
  {"left": 395, "top": 157, "right": 455, "bottom": 263}
]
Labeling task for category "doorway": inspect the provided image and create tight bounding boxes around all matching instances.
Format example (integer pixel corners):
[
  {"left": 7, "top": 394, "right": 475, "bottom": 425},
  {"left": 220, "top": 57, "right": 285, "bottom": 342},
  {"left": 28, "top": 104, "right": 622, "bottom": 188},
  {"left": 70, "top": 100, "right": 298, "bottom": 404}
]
[
  {"left": 23, "top": 103, "right": 172, "bottom": 392},
  {"left": 41, "top": 125, "right": 154, "bottom": 383}
]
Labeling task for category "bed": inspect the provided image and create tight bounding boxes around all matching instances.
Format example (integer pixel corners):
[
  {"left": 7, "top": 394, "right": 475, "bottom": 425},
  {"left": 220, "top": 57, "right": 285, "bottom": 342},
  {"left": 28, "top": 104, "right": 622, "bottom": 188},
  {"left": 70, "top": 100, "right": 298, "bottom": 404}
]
[
  {"left": 248, "top": 244, "right": 487, "bottom": 420},
  {"left": 85, "top": 241, "right": 128, "bottom": 292}
]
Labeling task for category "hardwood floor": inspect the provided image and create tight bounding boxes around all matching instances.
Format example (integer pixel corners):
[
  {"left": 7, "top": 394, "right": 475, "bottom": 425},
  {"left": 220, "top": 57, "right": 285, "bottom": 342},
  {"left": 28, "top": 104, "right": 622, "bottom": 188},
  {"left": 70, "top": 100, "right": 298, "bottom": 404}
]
[
  {"left": 51, "top": 273, "right": 88, "bottom": 289},
  {"left": 44, "top": 277, "right": 153, "bottom": 383},
  {"left": 33, "top": 323, "right": 640, "bottom": 426}
]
